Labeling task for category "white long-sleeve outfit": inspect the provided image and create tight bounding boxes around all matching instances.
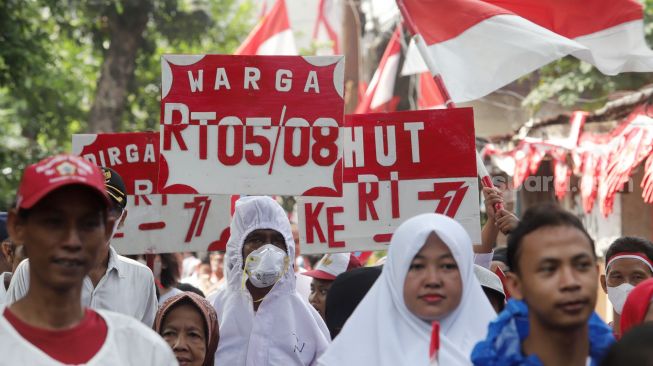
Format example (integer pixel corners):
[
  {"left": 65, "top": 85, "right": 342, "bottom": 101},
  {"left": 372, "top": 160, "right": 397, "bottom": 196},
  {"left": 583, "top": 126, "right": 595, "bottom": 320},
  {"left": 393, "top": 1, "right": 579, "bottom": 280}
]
[
  {"left": 318, "top": 213, "right": 497, "bottom": 366},
  {"left": 6, "top": 247, "right": 157, "bottom": 326},
  {"left": 0, "top": 306, "right": 176, "bottom": 365},
  {"left": 213, "top": 196, "right": 330, "bottom": 366}
]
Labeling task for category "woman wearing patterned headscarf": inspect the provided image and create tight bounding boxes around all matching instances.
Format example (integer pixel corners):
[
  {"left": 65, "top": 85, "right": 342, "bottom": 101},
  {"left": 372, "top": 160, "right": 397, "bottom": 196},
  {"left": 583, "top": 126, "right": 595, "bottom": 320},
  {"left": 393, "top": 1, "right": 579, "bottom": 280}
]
[{"left": 155, "top": 292, "right": 219, "bottom": 366}]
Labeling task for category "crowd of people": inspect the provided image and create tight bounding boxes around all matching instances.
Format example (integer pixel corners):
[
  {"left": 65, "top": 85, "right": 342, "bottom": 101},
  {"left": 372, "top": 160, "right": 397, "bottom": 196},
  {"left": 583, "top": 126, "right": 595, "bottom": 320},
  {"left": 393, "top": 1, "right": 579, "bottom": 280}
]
[{"left": 0, "top": 153, "right": 652, "bottom": 365}]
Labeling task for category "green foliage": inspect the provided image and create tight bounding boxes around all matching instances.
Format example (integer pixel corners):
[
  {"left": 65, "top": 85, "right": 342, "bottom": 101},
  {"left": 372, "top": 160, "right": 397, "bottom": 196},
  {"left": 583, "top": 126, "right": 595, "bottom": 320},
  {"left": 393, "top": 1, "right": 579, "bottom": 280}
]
[
  {"left": 523, "top": 0, "right": 653, "bottom": 111},
  {"left": 0, "top": 0, "right": 255, "bottom": 210}
]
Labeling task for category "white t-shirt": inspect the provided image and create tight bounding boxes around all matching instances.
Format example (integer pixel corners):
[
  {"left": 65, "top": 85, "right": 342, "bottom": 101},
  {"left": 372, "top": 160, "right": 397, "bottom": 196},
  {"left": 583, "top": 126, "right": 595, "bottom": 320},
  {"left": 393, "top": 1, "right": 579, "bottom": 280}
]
[
  {"left": 6, "top": 247, "right": 158, "bottom": 326},
  {"left": 0, "top": 306, "right": 177, "bottom": 365},
  {"left": 157, "top": 287, "right": 183, "bottom": 306},
  {"left": 0, "top": 272, "right": 10, "bottom": 307}
]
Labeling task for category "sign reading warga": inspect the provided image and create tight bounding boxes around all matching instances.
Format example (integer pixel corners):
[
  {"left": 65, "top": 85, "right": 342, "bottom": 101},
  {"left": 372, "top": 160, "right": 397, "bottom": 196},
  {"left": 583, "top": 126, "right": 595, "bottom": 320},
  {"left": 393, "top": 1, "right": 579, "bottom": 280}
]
[
  {"left": 298, "top": 109, "right": 481, "bottom": 254},
  {"left": 159, "top": 54, "right": 344, "bottom": 196},
  {"left": 73, "top": 133, "right": 232, "bottom": 254},
  {"left": 73, "top": 132, "right": 159, "bottom": 195}
]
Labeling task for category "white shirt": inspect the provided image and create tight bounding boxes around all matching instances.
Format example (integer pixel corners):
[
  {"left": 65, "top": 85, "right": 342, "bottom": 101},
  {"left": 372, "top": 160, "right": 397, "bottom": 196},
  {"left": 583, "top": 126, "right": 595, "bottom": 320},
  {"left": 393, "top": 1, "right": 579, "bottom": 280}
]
[
  {"left": 0, "top": 306, "right": 177, "bottom": 365},
  {"left": 6, "top": 247, "right": 157, "bottom": 326},
  {"left": 0, "top": 272, "right": 10, "bottom": 307},
  {"left": 157, "top": 287, "right": 182, "bottom": 306}
]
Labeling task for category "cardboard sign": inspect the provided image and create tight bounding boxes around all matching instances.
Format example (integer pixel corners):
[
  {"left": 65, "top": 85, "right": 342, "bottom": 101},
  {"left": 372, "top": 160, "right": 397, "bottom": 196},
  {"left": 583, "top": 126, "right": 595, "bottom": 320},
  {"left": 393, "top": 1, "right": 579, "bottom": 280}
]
[
  {"left": 159, "top": 54, "right": 344, "bottom": 196},
  {"left": 297, "top": 109, "right": 481, "bottom": 254},
  {"left": 73, "top": 133, "right": 232, "bottom": 254},
  {"left": 73, "top": 132, "right": 159, "bottom": 195},
  {"left": 109, "top": 193, "right": 232, "bottom": 255}
]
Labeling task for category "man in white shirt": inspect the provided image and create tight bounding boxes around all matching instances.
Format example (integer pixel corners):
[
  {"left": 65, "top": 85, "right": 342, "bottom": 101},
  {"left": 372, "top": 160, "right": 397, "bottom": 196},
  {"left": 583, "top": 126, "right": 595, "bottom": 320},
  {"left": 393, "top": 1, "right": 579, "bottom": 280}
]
[
  {"left": 6, "top": 167, "right": 157, "bottom": 326},
  {"left": 0, "top": 238, "right": 25, "bottom": 306},
  {"left": 2, "top": 154, "right": 175, "bottom": 365}
]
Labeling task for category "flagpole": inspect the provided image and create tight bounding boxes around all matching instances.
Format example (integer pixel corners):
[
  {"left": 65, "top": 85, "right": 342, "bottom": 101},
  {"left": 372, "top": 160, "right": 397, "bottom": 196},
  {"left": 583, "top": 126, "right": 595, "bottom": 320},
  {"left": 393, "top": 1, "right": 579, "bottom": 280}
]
[{"left": 412, "top": 34, "right": 504, "bottom": 211}]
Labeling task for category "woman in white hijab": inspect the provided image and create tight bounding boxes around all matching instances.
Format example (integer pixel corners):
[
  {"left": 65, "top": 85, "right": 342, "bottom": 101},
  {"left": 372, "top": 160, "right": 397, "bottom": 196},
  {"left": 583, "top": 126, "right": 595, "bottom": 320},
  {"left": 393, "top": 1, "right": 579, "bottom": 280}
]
[
  {"left": 213, "top": 196, "right": 330, "bottom": 366},
  {"left": 318, "top": 213, "right": 496, "bottom": 366}
]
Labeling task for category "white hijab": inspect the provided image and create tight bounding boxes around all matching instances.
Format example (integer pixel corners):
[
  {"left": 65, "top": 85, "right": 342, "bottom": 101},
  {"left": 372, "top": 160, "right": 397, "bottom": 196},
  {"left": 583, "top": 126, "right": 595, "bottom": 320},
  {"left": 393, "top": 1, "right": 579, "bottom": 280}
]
[
  {"left": 318, "top": 213, "right": 496, "bottom": 366},
  {"left": 213, "top": 196, "right": 330, "bottom": 366}
]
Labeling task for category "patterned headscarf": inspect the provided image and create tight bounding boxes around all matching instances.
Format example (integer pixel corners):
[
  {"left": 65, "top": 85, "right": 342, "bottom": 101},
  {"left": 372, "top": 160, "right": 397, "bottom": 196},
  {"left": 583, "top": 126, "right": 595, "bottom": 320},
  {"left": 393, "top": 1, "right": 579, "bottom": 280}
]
[{"left": 154, "top": 292, "right": 219, "bottom": 366}]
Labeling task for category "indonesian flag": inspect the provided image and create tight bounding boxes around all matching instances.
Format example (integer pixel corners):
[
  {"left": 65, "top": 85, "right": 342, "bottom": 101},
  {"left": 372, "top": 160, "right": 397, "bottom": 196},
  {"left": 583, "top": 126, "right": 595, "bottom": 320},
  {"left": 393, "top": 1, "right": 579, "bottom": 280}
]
[
  {"left": 418, "top": 72, "right": 446, "bottom": 110},
  {"left": 398, "top": 0, "right": 653, "bottom": 103},
  {"left": 313, "top": 0, "right": 342, "bottom": 55},
  {"left": 355, "top": 25, "right": 402, "bottom": 114},
  {"left": 235, "top": 0, "right": 297, "bottom": 56}
]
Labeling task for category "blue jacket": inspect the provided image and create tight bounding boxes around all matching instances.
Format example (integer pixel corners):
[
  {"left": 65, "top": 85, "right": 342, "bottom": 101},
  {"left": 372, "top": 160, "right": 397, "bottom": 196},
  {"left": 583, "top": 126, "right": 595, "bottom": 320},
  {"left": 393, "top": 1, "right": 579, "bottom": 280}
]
[{"left": 471, "top": 299, "right": 615, "bottom": 366}]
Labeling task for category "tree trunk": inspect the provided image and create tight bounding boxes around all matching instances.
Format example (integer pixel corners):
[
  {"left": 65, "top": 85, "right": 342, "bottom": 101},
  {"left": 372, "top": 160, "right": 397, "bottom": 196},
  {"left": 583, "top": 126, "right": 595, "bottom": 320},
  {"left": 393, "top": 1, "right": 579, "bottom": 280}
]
[{"left": 88, "top": 1, "right": 152, "bottom": 132}]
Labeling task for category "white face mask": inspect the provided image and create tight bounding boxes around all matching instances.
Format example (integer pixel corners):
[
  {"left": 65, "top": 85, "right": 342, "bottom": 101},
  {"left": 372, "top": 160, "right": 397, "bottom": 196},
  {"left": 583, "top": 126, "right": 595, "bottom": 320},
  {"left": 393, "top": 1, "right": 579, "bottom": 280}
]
[
  {"left": 244, "top": 244, "right": 288, "bottom": 288},
  {"left": 607, "top": 283, "right": 635, "bottom": 314}
]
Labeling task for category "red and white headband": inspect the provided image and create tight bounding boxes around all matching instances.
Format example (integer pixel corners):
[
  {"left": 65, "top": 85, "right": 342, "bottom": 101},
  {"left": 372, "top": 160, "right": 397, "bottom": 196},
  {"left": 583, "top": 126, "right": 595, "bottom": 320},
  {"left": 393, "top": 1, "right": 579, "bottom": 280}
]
[{"left": 606, "top": 252, "right": 653, "bottom": 273}]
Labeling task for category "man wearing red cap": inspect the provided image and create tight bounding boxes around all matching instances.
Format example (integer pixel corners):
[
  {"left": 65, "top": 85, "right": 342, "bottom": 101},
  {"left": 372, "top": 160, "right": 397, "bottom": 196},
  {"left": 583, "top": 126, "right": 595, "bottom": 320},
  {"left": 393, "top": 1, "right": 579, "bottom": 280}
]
[
  {"left": 1, "top": 155, "right": 175, "bottom": 365},
  {"left": 302, "top": 253, "right": 361, "bottom": 320},
  {"left": 7, "top": 167, "right": 158, "bottom": 327}
]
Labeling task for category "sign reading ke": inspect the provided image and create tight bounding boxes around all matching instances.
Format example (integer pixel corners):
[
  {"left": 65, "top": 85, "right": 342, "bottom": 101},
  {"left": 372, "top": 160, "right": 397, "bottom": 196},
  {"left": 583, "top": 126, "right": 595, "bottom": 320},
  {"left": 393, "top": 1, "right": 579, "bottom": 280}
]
[
  {"left": 297, "top": 109, "right": 481, "bottom": 254},
  {"left": 73, "top": 132, "right": 232, "bottom": 254},
  {"left": 159, "top": 54, "right": 344, "bottom": 196}
]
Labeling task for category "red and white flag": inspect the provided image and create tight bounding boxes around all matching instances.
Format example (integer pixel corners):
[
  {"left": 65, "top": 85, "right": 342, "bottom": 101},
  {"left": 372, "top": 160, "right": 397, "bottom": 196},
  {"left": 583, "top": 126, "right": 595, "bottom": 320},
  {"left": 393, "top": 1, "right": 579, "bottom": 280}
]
[
  {"left": 235, "top": 0, "right": 297, "bottom": 56},
  {"left": 313, "top": 0, "right": 342, "bottom": 55},
  {"left": 398, "top": 0, "right": 653, "bottom": 103},
  {"left": 418, "top": 72, "right": 446, "bottom": 110},
  {"left": 355, "top": 25, "right": 402, "bottom": 114}
]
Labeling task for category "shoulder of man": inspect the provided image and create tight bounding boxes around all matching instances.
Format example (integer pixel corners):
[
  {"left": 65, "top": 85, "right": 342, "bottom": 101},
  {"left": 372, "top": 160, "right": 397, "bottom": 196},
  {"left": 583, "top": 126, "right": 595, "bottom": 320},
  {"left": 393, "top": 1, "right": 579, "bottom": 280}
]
[
  {"left": 97, "top": 310, "right": 175, "bottom": 361},
  {"left": 114, "top": 253, "right": 154, "bottom": 277}
]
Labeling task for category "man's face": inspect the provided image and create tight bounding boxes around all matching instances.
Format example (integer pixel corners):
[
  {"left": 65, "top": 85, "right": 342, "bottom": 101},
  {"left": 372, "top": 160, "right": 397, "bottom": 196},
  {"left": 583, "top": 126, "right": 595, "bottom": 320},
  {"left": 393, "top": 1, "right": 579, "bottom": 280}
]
[
  {"left": 309, "top": 278, "right": 332, "bottom": 320},
  {"left": 508, "top": 225, "right": 599, "bottom": 331},
  {"left": 8, "top": 186, "right": 112, "bottom": 291},
  {"left": 242, "top": 229, "right": 287, "bottom": 263},
  {"left": 602, "top": 257, "right": 653, "bottom": 290}
]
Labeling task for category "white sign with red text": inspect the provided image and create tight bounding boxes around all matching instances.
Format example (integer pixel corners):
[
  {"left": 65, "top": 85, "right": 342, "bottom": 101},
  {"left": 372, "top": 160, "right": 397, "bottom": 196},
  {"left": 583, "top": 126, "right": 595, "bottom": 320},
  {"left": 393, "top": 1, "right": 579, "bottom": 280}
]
[
  {"left": 298, "top": 109, "right": 481, "bottom": 254},
  {"left": 73, "top": 133, "right": 233, "bottom": 254},
  {"left": 159, "top": 54, "right": 344, "bottom": 196},
  {"left": 110, "top": 194, "right": 232, "bottom": 255}
]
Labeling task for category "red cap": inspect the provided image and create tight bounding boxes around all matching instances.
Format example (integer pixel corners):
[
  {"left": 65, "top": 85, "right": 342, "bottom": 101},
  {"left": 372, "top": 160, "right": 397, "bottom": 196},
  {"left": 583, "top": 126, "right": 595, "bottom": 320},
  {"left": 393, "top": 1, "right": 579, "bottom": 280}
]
[
  {"left": 302, "top": 253, "right": 362, "bottom": 281},
  {"left": 16, "top": 154, "right": 110, "bottom": 210}
]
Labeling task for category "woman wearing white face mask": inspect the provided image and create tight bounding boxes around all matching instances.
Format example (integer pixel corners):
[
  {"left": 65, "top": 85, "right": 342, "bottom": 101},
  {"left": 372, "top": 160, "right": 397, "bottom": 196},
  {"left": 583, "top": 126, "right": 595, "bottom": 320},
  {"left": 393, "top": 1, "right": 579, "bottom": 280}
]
[
  {"left": 213, "top": 196, "right": 330, "bottom": 366},
  {"left": 318, "top": 213, "right": 496, "bottom": 366}
]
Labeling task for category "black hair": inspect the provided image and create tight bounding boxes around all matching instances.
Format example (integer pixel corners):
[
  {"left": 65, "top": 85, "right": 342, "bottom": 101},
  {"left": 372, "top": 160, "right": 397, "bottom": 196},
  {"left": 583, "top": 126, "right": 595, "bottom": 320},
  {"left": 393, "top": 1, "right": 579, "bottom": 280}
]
[
  {"left": 160, "top": 253, "right": 181, "bottom": 288},
  {"left": 601, "top": 324, "right": 653, "bottom": 366},
  {"left": 605, "top": 236, "right": 653, "bottom": 268},
  {"left": 176, "top": 283, "right": 205, "bottom": 298},
  {"left": 507, "top": 203, "right": 595, "bottom": 273},
  {"left": 325, "top": 266, "right": 382, "bottom": 339}
]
